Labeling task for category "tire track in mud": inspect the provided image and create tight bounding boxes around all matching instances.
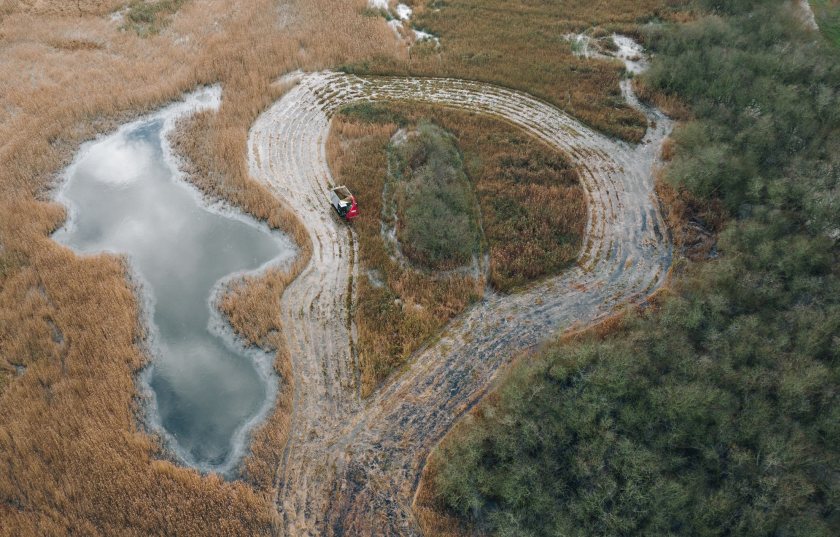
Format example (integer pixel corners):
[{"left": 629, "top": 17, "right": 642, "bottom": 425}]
[{"left": 248, "top": 60, "right": 673, "bottom": 535}]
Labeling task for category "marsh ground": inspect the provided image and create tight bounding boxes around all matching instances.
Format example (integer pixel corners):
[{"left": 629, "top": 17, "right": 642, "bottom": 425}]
[
  {"left": 1, "top": 0, "right": 682, "bottom": 534},
  {"left": 0, "top": 0, "right": 400, "bottom": 534},
  {"left": 328, "top": 102, "right": 585, "bottom": 394}
]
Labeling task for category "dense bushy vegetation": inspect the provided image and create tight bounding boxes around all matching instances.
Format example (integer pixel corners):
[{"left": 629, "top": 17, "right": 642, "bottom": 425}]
[
  {"left": 390, "top": 122, "right": 483, "bottom": 270},
  {"left": 431, "top": 1, "right": 840, "bottom": 535}
]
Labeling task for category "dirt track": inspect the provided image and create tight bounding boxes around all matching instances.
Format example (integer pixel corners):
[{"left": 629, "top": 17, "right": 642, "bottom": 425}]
[{"left": 248, "top": 45, "right": 673, "bottom": 535}]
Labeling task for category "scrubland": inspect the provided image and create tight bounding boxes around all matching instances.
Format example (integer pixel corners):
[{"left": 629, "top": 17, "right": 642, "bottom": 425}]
[
  {"left": 425, "top": 1, "right": 840, "bottom": 535},
  {"left": 0, "top": 0, "right": 402, "bottom": 534},
  {"left": 327, "top": 102, "right": 584, "bottom": 395}
]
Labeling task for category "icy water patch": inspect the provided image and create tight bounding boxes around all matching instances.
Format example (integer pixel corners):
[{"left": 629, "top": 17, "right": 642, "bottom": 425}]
[
  {"left": 395, "top": 3, "right": 412, "bottom": 20},
  {"left": 369, "top": 0, "right": 440, "bottom": 46},
  {"left": 53, "top": 87, "right": 296, "bottom": 475},
  {"left": 566, "top": 33, "right": 647, "bottom": 74},
  {"left": 612, "top": 34, "right": 649, "bottom": 75}
]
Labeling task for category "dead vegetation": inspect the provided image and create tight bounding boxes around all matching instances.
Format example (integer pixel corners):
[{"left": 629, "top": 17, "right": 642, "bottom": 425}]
[
  {"left": 0, "top": 0, "right": 684, "bottom": 533},
  {"left": 327, "top": 102, "right": 585, "bottom": 395},
  {"left": 0, "top": 0, "right": 402, "bottom": 534},
  {"left": 327, "top": 115, "right": 483, "bottom": 396},
  {"left": 347, "top": 0, "right": 686, "bottom": 142}
]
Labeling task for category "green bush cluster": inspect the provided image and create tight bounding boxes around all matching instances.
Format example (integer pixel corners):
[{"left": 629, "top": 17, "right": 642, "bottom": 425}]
[
  {"left": 433, "top": 1, "right": 840, "bottom": 535},
  {"left": 646, "top": 1, "right": 840, "bottom": 231},
  {"left": 389, "top": 122, "right": 483, "bottom": 270}
]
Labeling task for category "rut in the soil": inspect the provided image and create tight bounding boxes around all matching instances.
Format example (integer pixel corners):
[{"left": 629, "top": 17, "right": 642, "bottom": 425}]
[{"left": 248, "top": 46, "right": 673, "bottom": 535}]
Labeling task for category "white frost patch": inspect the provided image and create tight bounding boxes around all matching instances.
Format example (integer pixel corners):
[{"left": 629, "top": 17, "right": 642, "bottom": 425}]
[
  {"left": 567, "top": 33, "right": 594, "bottom": 57},
  {"left": 566, "top": 33, "right": 649, "bottom": 75},
  {"left": 612, "top": 34, "right": 648, "bottom": 75},
  {"left": 414, "top": 28, "right": 439, "bottom": 44},
  {"left": 388, "top": 19, "right": 404, "bottom": 36},
  {"left": 109, "top": 8, "right": 126, "bottom": 24},
  {"left": 366, "top": 269, "right": 385, "bottom": 288},
  {"left": 370, "top": 0, "right": 441, "bottom": 48},
  {"left": 564, "top": 33, "right": 652, "bottom": 108},
  {"left": 391, "top": 128, "right": 409, "bottom": 146},
  {"left": 396, "top": 3, "right": 413, "bottom": 20}
]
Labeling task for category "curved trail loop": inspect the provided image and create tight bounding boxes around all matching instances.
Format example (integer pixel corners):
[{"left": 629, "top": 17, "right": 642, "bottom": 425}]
[{"left": 249, "top": 60, "right": 673, "bottom": 535}]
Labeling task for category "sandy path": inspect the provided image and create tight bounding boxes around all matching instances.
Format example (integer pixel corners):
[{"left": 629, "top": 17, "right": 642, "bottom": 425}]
[{"left": 248, "top": 54, "right": 672, "bottom": 534}]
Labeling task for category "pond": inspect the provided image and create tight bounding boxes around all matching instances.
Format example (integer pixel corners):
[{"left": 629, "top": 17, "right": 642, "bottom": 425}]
[{"left": 53, "top": 88, "right": 295, "bottom": 474}]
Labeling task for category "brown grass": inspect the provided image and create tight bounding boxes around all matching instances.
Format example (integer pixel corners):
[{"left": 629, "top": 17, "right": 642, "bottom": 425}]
[
  {"left": 0, "top": 0, "right": 685, "bottom": 532},
  {"left": 634, "top": 77, "right": 694, "bottom": 121},
  {"left": 327, "top": 116, "right": 483, "bottom": 396},
  {"left": 327, "top": 102, "right": 586, "bottom": 395},
  {"left": 655, "top": 174, "right": 725, "bottom": 261},
  {"left": 0, "top": 0, "right": 402, "bottom": 534},
  {"left": 348, "top": 0, "right": 687, "bottom": 142}
]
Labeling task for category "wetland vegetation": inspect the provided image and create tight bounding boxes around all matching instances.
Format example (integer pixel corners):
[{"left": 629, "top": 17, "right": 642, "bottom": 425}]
[
  {"left": 426, "top": 1, "right": 840, "bottom": 535},
  {"left": 328, "top": 101, "right": 585, "bottom": 395}
]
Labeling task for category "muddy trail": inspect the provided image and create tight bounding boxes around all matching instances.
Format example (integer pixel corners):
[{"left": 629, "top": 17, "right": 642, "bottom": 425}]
[{"left": 248, "top": 42, "right": 673, "bottom": 535}]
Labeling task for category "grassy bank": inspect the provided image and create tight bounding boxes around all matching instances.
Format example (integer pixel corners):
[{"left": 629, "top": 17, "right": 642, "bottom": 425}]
[
  {"left": 425, "top": 1, "right": 840, "bottom": 535},
  {"left": 328, "top": 102, "right": 585, "bottom": 394}
]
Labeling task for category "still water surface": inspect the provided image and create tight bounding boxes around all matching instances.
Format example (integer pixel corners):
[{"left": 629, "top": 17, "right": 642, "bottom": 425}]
[{"left": 54, "top": 91, "right": 294, "bottom": 472}]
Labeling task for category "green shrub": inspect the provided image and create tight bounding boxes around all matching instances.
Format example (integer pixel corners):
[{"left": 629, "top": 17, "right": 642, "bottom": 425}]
[
  {"left": 389, "top": 122, "right": 483, "bottom": 270},
  {"left": 811, "top": 0, "right": 840, "bottom": 47},
  {"left": 122, "top": 0, "right": 187, "bottom": 36}
]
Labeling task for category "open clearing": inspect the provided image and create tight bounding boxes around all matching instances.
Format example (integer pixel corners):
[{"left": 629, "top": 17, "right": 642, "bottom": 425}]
[{"left": 248, "top": 46, "right": 672, "bottom": 531}]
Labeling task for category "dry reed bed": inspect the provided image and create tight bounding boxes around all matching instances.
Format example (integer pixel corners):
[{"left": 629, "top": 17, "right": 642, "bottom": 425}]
[
  {"left": 327, "top": 116, "right": 482, "bottom": 396},
  {"left": 0, "top": 0, "right": 679, "bottom": 533},
  {"left": 0, "top": 0, "right": 402, "bottom": 534},
  {"left": 352, "top": 0, "right": 686, "bottom": 142},
  {"left": 326, "top": 102, "right": 585, "bottom": 399}
]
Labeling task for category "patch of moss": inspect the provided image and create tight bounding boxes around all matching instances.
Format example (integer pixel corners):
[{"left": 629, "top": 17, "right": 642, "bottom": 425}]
[{"left": 121, "top": 0, "right": 187, "bottom": 37}]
